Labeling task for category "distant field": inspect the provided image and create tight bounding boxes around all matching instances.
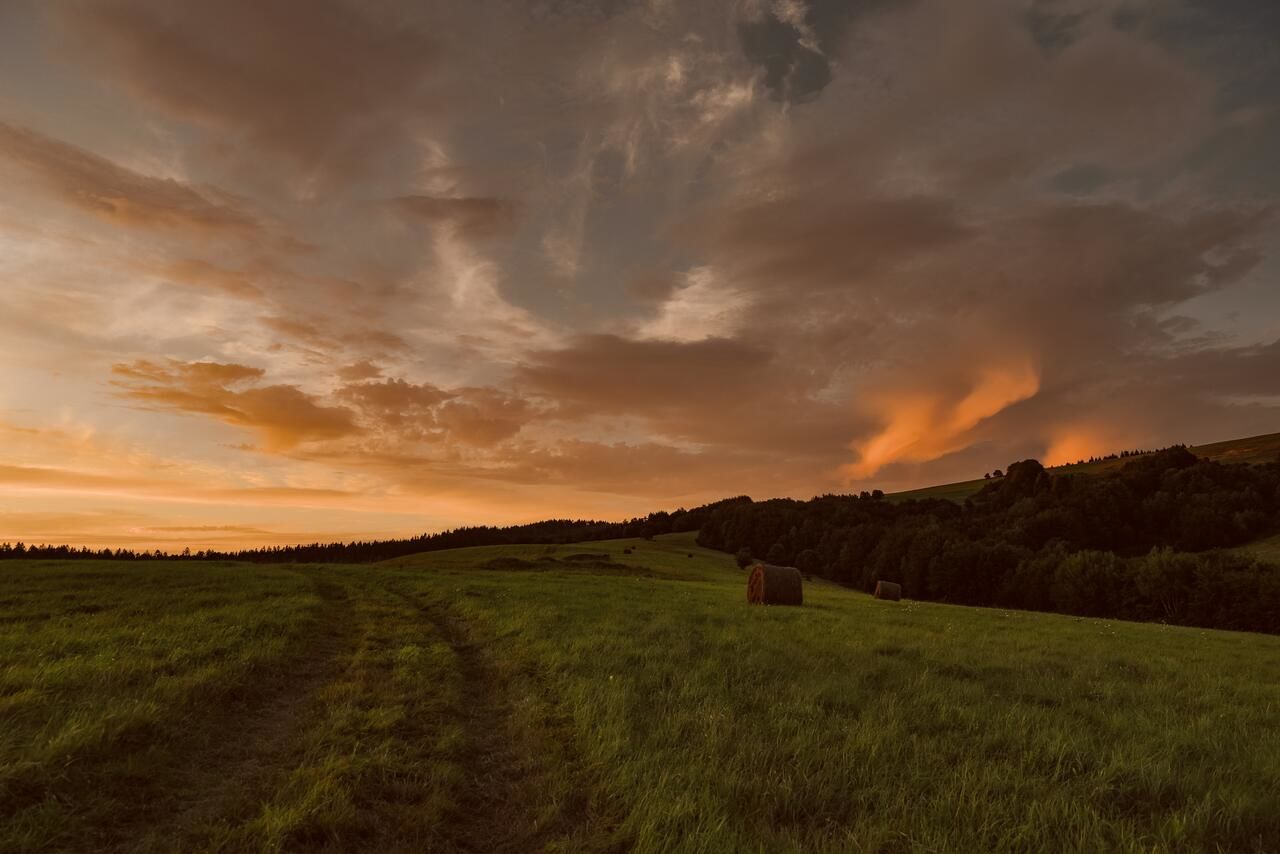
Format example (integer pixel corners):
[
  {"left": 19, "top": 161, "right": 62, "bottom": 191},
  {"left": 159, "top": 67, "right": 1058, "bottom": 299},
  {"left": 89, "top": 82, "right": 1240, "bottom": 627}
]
[
  {"left": 3, "top": 534, "right": 1279, "bottom": 852},
  {"left": 889, "top": 431, "right": 1280, "bottom": 504},
  {"left": 885, "top": 477, "right": 988, "bottom": 504},
  {"left": 1235, "top": 533, "right": 1280, "bottom": 567}
]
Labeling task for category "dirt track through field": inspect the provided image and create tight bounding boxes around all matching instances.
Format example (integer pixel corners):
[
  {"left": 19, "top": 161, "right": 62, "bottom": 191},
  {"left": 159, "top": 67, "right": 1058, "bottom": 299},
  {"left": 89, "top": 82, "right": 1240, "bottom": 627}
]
[
  {"left": 394, "top": 588, "right": 608, "bottom": 853},
  {"left": 13, "top": 569, "right": 613, "bottom": 852},
  {"left": 398, "top": 590, "right": 541, "bottom": 852},
  {"left": 110, "top": 574, "right": 362, "bottom": 852}
]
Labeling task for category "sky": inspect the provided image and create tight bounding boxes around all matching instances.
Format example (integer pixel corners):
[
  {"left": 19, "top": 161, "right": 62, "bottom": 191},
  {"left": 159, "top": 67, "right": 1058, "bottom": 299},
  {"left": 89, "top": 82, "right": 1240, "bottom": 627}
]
[{"left": 1, "top": 0, "right": 1278, "bottom": 549}]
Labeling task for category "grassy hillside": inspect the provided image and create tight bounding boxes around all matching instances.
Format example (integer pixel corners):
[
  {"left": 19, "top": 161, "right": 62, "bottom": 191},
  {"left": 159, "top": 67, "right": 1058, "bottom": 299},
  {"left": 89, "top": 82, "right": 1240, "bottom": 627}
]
[
  {"left": 3, "top": 535, "right": 1279, "bottom": 852},
  {"left": 885, "top": 477, "right": 989, "bottom": 504},
  {"left": 888, "top": 431, "right": 1280, "bottom": 504},
  {"left": 1235, "top": 532, "right": 1280, "bottom": 566}
]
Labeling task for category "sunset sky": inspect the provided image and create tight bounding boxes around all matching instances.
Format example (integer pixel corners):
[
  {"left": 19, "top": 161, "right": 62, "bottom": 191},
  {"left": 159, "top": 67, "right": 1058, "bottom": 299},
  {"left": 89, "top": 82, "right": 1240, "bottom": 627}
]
[{"left": 1, "top": 0, "right": 1278, "bottom": 549}]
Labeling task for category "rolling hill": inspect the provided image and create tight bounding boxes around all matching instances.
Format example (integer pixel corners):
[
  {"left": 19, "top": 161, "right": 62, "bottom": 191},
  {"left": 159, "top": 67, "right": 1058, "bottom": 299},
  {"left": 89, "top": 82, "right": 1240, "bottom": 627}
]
[
  {"left": 1234, "top": 532, "right": 1280, "bottom": 566},
  {"left": 887, "top": 431, "right": 1280, "bottom": 504},
  {"left": 2, "top": 533, "right": 1278, "bottom": 852}
]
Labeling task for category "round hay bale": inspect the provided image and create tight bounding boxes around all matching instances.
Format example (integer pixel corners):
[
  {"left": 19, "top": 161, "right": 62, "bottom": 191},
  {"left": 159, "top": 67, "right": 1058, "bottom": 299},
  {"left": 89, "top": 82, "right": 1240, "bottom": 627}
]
[
  {"left": 874, "top": 580, "right": 902, "bottom": 601},
  {"left": 747, "top": 563, "right": 803, "bottom": 606}
]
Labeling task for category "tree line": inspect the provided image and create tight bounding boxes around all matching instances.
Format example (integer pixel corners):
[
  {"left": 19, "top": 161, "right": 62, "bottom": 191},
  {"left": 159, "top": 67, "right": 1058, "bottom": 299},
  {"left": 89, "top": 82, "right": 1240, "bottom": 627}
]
[
  {"left": 4, "top": 447, "right": 1278, "bottom": 633},
  {"left": 0, "top": 499, "right": 734, "bottom": 564},
  {"left": 1060, "top": 444, "right": 1184, "bottom": 467},
  {"left": 697, "top": 447, "right": 1280, "bottom": 633}
]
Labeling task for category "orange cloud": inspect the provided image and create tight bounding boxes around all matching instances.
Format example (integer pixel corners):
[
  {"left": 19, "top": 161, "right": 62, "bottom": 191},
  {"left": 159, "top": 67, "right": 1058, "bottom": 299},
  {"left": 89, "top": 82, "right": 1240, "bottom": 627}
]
[
  {"left": 0, "top": 122, "right": 258, "bottom": 235},
  {"left": 1043, "top": 425, "right": 1140, "bottom": 468},
  {"left": 111, "top": 359, "right": 358, "bottom": 451},
  {"left": 156, "top": 258, "right": 266, "bottom": 301},
  {"left": 337, "top": 361, "right": 383, "bottom": 381},
  {"left": 844, "top": 360, "right": 1041, "bottom": 479},
  {"left": 436, "top": 389, "right": 531, "bottom": 447},
  {"left": 335, "top": 379, "right": 535, "bottom": 447},
  {"left": 337, "top": 378, "right": 452, "bottom": 438},
  {"left": 260, "top": 316, "right": 408, "bottom": 356}
]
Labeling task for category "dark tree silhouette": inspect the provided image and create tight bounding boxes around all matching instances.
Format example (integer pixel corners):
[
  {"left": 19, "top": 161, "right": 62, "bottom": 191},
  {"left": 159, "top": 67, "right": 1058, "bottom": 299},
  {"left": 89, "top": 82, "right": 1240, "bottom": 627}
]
[{"left": 696, "top": 448, "right": 1280, "bottom": 633}]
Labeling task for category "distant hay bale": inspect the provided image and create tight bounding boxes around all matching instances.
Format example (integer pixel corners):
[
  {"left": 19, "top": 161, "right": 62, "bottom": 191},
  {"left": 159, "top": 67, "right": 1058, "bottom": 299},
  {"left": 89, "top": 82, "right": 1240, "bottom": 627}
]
[
  {"left": 874, "top": 580, "right": 902, "bottom": 601},
  {"left": 747, "top": 563, "right": 803, "bottom": 606}
]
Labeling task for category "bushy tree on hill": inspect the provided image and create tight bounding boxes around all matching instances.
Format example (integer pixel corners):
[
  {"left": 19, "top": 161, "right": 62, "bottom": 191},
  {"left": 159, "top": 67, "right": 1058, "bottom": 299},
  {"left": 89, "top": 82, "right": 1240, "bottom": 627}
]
[
  {"left": 765, "top": 542, "right": 788, "bottom": 565},
  {"left": 795, "top": 549, "right": 820, "bottom": 576}
]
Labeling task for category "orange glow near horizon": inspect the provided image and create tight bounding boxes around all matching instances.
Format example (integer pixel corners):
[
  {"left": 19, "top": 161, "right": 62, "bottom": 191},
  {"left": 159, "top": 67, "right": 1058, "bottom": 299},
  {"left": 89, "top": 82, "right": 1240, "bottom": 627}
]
[
  {"left": 1043, "top": 427, "right": 1133, "bottom": 468},
  {"left": 843, "top": 361, "right": 1041, "bottom": 480}
]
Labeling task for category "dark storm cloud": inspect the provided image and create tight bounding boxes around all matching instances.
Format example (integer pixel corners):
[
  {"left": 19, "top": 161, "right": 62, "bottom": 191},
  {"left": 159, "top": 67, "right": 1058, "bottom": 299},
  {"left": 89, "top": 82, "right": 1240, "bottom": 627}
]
[
  {"left": 1132, "top": 0, "right": 1280, "bottom": 114},
  {"left": 520, "top": 334, "right": 774, "bottom": 416},
  {"left": 1168, "top": 337, "right": 1280, "bottom": 396},
  {"left": 615, "top": 0, "right": 1277, "bottom": 482},
  {"left": 738, "top": 0, "right": 897, "bottom": 102},
  {"left": 1048, "top": 163, "right": 1112, "bottom": 196},
  {"left": 518, "top": 334, "right": 866, "bottom": 456},
  {"left": 663, "top": 177, "right": 1270, "bottom": 478},
  {"left": 1026, "top": 1, "right": 1086, "bottom": 53},
  {"left": 684, "top": 194, "right": 973, "bottom": 294},
  {"left": 56, "top": 0, "right": 438, "bottom": 179}
]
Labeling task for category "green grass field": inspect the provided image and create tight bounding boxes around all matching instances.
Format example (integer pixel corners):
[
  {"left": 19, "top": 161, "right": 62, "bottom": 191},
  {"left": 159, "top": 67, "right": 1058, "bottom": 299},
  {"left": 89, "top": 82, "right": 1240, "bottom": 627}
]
[
  {"left": 888, "top": 431, "right": 1280, "bottom": 504},
  {"left": 4, "top": 534, "right": 1279, "bottom": 852}
]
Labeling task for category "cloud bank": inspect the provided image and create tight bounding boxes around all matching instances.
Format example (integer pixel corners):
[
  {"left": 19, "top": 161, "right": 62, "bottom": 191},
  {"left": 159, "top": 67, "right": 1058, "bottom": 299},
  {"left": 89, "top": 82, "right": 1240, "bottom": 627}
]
[{"left": 0, "top": 0, "right": 1277, "bottom": 545}]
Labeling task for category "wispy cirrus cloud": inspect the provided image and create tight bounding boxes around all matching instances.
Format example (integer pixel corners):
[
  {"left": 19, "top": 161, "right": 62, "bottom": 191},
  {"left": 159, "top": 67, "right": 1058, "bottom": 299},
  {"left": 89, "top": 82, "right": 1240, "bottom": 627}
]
[{"left": 0, "top": 121, "right": 258, "bottom": 235}]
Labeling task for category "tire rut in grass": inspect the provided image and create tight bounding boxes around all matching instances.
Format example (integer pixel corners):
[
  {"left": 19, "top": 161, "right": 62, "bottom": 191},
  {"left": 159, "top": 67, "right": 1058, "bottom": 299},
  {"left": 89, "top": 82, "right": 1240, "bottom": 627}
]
[
  {"left": 400, "top": 590, "right": 611, "bottom": 853},
  {"left": 109, "top": 574, "right": 362, "bottom": 852}
]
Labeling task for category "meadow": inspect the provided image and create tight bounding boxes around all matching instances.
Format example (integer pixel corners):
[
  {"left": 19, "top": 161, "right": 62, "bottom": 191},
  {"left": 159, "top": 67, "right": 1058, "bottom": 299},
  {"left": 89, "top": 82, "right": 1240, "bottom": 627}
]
[
  {"left": 887, "top": 431, "right": 1280, "bottom": 504},
  {"left": 1236, "top": 533, "right": 1280, "bottom": 566},
  {"left": 3, "top": 534, "right": 1279, "bottom": 852}
]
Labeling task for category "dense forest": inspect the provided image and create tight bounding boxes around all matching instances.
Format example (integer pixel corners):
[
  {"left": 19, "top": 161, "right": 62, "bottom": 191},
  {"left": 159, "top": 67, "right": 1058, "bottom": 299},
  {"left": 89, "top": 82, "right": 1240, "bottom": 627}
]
[
  {"left": 4, "top": 447, "right": 1279, "bottom": 632},
  {"left": 698, "top": 447, "right": 1280, "bottom": 633}
]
